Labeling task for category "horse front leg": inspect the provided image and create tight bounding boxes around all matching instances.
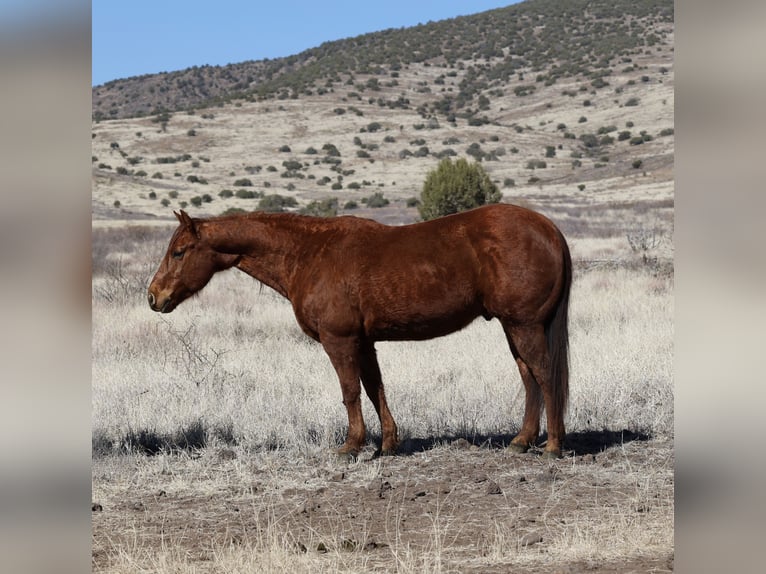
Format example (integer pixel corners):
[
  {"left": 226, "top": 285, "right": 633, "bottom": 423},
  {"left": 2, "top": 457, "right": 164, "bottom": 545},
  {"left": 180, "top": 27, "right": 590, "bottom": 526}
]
[
  {"left": 359, "top": 342, "right": 399, "bottom": 456},
  {"left": 322, "top": 334, "right": 366, "bottom": 458}
]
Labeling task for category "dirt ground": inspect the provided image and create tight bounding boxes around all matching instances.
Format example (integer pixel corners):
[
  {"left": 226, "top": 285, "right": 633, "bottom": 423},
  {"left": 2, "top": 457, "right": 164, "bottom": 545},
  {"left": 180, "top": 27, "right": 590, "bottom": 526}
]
[{"left": 92, "top": 432, "right": 674, "bottom": 572}]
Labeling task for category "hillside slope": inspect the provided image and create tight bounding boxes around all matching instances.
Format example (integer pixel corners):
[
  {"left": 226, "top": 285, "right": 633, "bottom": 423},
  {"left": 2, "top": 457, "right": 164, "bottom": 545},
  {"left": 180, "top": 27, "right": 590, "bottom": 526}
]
[{"left": 92, "top": 0, "right": 673, "bottom": 246}]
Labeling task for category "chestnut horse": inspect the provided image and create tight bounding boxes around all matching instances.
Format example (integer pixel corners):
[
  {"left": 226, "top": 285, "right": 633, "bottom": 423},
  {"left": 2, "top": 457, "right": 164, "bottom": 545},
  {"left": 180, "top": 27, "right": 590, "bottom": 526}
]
[{"left": 148, "top": 204, "right": 571, "bottom": 458}]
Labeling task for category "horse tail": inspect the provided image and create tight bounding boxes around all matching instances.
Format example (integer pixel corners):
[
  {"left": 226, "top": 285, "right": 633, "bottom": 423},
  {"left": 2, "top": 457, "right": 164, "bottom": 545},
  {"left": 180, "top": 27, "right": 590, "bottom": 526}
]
[{"left": 546, "top": 230, "right": 572, "bottom": 420}]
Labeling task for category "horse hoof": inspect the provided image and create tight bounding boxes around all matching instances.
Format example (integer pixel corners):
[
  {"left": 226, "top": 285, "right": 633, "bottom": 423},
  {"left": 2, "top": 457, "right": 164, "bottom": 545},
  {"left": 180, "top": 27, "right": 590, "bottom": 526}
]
[
  {"left": 541, "top": 449, "right": 561, "bottom": 460},
  {"left": 507, "top": 442, "right": 530, "bottom": 454}
]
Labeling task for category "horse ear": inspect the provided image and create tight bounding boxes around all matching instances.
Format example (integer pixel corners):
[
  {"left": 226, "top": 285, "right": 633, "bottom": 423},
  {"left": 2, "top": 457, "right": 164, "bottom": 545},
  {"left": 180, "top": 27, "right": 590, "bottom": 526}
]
[{"left": 175, "top": 210, "right": 200, "bottom": 238}]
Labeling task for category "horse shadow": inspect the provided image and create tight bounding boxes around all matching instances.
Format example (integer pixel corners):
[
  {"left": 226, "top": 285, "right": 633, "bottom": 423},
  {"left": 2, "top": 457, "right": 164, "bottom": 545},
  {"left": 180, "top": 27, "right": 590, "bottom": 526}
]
[{"left": 380, "top": 429, "right": 651, "bottom": 458}]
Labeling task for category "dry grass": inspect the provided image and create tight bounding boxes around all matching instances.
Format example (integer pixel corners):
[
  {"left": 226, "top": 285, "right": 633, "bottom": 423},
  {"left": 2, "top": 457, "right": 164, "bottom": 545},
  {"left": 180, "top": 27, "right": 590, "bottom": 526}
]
[{"left": 92, "top": 218, "right": 673, "bottom": 572}]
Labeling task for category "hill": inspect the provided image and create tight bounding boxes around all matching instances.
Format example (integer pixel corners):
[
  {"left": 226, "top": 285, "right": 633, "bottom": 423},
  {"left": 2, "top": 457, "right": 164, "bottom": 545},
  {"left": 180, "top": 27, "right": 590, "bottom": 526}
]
[{"left": 92, "top": 0, "right": 673, "bottom": 243}]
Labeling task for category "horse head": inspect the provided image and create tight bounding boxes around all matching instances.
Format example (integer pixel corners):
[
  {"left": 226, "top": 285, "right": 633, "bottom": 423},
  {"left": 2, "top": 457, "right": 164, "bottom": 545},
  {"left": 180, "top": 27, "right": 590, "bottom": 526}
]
[{"left": 147, "top": 210, "right": 238, "bottom": 313}]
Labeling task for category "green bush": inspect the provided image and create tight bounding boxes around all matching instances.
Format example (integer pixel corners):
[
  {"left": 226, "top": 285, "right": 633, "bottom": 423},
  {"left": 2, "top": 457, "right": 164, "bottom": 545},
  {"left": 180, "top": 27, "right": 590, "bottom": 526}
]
[
  {"left": 257, "top": 194, "right": 297, "bottom": 212},
  {"left": 300, "top": 198, "right": 338, "bottom": 217},
  {"left": 235, "top": 188, "right": 258, "bottom": 199},
  {"left": 365, "top": 192, "right": 389, "bottom": 208},
  {"left": 418, "top": 157, "right": 501, "bottom": 221}
]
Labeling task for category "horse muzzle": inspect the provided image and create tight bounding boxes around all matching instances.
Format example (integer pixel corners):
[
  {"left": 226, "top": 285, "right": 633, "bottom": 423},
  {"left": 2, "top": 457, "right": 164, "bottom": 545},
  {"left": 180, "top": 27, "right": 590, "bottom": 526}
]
[{"left": 147, "top": 290, "right": 175, "bottom": 313}]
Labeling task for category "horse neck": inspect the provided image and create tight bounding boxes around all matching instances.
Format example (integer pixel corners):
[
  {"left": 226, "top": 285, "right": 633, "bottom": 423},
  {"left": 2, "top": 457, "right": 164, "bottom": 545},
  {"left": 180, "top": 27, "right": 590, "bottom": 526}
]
[{"left": 202, "top": 214, "right": 319, "bottom": 299}]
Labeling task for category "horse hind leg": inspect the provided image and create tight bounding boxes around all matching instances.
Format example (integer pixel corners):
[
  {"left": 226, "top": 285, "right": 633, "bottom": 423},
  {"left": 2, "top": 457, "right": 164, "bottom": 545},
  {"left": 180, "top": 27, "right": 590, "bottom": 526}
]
[
  {"left": 511, "top": 324, "right": 564, "bottom": 458},
  {"left": 359, "top": 343, "right": 399, "bottom": 456},
  {"left": 503, "top": 321, "right": 544, "bottom": 453},
  {"left": 504, "top": 321, "right": 565, "bottom": 458}
]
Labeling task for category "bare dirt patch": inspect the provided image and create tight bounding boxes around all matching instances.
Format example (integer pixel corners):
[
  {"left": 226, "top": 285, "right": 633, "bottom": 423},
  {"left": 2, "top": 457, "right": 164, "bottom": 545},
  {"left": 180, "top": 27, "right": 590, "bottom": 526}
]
[{"left": 92, "top": 433, "right": 673, "bottom": 572}]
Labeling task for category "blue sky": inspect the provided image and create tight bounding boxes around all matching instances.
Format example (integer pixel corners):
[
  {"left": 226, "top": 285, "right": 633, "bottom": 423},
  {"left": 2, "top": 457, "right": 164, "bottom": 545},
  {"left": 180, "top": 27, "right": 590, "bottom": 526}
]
[{"left": 92, "top": 1, "right": 520, "bottom": 86}]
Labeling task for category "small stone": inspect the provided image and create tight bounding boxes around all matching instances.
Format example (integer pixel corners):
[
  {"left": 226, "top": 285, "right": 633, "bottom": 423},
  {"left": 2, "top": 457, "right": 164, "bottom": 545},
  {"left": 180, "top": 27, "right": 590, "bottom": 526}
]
[
  {"left": 91, "top": 502, "right": 103, "bottom": 512},
  {"left": 486, "top": 481, "right": 502, "bottom": 495},
  {"left": 521, "top": 532, "right": 543, "bottom": 546}
]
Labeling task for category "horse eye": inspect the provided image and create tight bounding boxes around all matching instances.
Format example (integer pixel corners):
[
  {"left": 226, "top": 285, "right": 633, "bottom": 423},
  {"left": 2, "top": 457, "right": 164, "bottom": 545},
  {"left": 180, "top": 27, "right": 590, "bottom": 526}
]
[{"left": 172, "top": 249, "right": 185, "bottom": 260}]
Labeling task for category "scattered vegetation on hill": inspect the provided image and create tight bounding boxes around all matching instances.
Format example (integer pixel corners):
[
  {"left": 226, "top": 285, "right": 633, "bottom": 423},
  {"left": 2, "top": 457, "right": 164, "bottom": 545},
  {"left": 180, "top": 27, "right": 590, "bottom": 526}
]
[{"left": 92, "top": 0, "right": 673, "bottom": 121}]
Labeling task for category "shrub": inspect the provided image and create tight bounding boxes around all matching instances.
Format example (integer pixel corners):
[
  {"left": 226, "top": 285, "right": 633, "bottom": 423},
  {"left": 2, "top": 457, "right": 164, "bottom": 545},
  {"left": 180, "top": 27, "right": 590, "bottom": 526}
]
[
  {"left": 322, "top": 143, "right": 340, "bottom": 157},
  {"left": 219, "top": 189, "right": 233, "bottom": 198},
  {"left": 300, "top": 198, "right": 338, "bottom": 217},
  {"left": 257, "top": 194, "right": 297, "bottom": 212},
  {"left": 234, "top": 178, "right": 253, "bottom": 186},
  {"left": 632, "top": 159, "right": 643, "bottom": 169},
  {"left": 579, "top": 134, "right": 599, "bottom": 148},
  {"left": 235, "top": 188, "right": 258, "bottom": 199},
  {"left": 365, "top": 192, "right": 389, "bottom": 208},
  {"left": 282, "top": 160, "right": 303, "bottom": 172},
  {"left": 419, "top": 157, "right": 501, "bottom": 221}
]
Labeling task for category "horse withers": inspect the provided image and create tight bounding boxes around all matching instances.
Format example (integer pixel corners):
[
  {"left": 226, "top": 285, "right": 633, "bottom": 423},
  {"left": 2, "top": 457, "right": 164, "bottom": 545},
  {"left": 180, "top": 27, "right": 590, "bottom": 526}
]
[{"left": 148, "top": 204, "right": 572, "bottom": 458}]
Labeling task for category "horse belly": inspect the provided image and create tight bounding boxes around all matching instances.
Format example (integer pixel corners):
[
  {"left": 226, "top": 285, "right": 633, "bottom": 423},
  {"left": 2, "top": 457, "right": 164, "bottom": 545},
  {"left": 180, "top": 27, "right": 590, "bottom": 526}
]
[{"left": 362, "top": 289, "right": 482, "bottom": 341}]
